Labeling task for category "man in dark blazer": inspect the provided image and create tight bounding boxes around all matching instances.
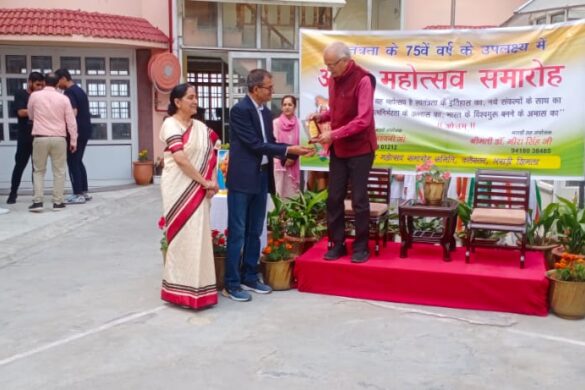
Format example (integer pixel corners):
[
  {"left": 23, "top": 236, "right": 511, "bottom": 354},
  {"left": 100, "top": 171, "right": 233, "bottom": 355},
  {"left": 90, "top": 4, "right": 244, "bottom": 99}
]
[{"left": 224, "top": 69, "right": 313, "bottom": 302}]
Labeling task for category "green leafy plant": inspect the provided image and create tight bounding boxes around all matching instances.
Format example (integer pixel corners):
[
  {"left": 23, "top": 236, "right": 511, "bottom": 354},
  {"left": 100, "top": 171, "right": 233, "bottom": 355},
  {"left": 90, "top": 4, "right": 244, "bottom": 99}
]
[
  {"left": 284, "top": 189, "right": 328, "bottom": 238},
  {"left": 413, "top": 217, "right": 442, "bottom": 232},
  {"left": 554, "top": 196, "right": 585, "bottom": 254},
  {"left": 267, "top": 193, "right": 287, "bottom": 239},
  {"left": 525, "top": 203, "right": 560, "bottom": 246},
  {"left": 138, "top": 149, "right": 149, "bottom": 162}
]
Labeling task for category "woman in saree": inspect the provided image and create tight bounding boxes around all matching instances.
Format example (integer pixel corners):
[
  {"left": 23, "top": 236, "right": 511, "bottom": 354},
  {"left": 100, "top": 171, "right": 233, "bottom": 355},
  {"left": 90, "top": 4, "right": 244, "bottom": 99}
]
[
  {"left": 272, "top": 95, "right": 301, "bottom": 198},
  {"left": 159, "top": 83, "right": 220, "bottom": 309}
]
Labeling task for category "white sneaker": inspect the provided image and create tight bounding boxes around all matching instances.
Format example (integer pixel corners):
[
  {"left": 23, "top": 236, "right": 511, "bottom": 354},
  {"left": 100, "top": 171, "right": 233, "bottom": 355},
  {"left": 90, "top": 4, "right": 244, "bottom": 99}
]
[
  {"left": 65, "top": 195, "right": 86, "bottom": 204},
  {"left": 0, "top": 207, "right": 9, "bottom": 215},
  {"left": 83, "top": 192, "right": 93, "bottom": 201}
]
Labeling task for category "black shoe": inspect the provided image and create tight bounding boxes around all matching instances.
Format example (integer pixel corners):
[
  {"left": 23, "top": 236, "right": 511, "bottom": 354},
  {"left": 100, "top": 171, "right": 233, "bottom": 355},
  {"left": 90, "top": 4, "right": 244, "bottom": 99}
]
[
  {"left": 6, "top": 193, "right": 16, "bottom": 204},
  {"left": 53, "top": 203, "right": 66, "bottom": 211},
  {"left": 324, "top": 243, "right": 347, "bottom": 261},
  {"left": 28, "top": 202, "right": 44, "bottom": 212},
  {"left": 351, "top": 249, "right": 370, "bottom": 263}
]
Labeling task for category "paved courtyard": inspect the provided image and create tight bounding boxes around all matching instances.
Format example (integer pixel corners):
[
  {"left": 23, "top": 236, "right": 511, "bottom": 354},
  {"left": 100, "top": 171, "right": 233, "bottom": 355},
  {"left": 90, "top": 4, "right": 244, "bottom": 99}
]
[{"left": 0, "top": 185, "right": 583, "bottom": 389}]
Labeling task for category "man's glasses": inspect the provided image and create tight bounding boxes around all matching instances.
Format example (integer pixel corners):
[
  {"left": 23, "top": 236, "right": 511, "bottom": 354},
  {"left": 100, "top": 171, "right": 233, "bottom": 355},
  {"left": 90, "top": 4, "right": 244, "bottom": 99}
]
[
  {"left": 257, "top": 85, "right": 274, "bottom": 91},
  {"left": 325, "top": 57, "right": 345, "bottom": 69}
]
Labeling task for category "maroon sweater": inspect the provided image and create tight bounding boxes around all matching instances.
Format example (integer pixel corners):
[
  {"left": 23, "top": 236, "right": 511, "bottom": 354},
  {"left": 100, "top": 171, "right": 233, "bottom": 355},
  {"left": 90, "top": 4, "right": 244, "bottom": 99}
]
[{"left": 328, "top": 61, "right": 377, "bottom": 158}]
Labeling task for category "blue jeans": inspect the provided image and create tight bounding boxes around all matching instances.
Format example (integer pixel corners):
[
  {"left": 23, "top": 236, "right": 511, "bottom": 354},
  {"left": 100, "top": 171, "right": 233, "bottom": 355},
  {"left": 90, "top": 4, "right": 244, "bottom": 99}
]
[{"left": 225, "top": 170, "right": 268, "bottom": 291}]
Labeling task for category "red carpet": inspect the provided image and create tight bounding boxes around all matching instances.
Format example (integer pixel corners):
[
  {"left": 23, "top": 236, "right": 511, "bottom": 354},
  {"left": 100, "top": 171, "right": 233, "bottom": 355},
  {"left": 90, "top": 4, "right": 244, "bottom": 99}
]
[{"left": 295, "top": 239, "right": 549, "bottom": 316}]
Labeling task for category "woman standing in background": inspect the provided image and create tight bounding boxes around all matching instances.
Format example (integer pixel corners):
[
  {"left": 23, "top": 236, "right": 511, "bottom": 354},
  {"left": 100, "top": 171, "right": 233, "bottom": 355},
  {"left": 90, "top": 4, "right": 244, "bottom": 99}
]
[{"left": 273, "top": 95, "right": 301, "bottom": 198}]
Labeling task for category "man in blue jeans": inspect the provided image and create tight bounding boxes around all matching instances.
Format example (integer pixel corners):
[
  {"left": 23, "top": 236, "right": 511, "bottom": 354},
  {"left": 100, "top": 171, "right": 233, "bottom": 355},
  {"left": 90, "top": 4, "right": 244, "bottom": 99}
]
[
  {"left": 55, "top": 68, "right": 92, "bottom": 204},
  {"left": 224, "top": 69, "right": 313, "bottom": 302}
]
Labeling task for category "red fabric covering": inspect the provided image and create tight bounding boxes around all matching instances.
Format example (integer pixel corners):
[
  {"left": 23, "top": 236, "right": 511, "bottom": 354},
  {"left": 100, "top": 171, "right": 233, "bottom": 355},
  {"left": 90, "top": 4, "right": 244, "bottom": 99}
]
[{"left": 295, "top": 239, "right": 549, "bottom": 316}]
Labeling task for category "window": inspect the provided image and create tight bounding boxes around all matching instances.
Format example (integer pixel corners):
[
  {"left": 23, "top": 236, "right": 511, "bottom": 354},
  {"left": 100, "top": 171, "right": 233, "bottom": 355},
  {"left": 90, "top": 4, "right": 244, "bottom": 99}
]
[
  {"left": 550, "top": 13, "right": 565, "bottom": 24},
  {"left": 261, "top": 5, "right": 295, "bottom": 49},
  {"left": 0, "top": 51, "right": 134, "bottom": 143},
  {"left": 184, "top": 1, "right": 218, "bottom": 46},
  {"left": 60, "top": 57, "right": 81, "bottom": 75},
  {"left": 223, "top": 3, "right": 257, "bottom": 48},
  {"left": 112, "top": 123, "right": 131, "bottom": 140},
  {"left": 111, "top": 101, "right": 130, "bottom": 119},
  {"left": 110, "top": 58, "right": 129, "bottom": 75},
  {"left": 6, "top": 55, "right": 27, "bottom": 74},
  {"left": 87, "top": 80, "right": 107, "bottom": 97},
  {"left": 89, "top": 101, "right": 107, "bottom": 119},
  {"left": 111, "top": 80, "right": 130, "bottom": 97},
  {"left": 91, "top": 123, "right": 108, "bottom": 140},
  {"left": 31, "top": 56, "right": 52, "bottom": 73},
  {"left": 7, "top": 79, "right": 26, "bottom": 96},
  {"left": 535, "top": 16, "right": 546, "bottom": 25},
  {"left": 86, "top": 57, "right": 106, "bottom": 75},
  {"left": 300, "top": 7, "right": 332, "bottom": 30}
]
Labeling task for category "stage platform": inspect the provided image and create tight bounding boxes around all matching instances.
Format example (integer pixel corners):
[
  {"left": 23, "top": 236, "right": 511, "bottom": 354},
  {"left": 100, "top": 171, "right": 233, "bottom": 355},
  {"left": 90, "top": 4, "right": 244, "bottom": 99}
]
[{"left": 294, "top": 239, "right": 549, "bottom": 316}]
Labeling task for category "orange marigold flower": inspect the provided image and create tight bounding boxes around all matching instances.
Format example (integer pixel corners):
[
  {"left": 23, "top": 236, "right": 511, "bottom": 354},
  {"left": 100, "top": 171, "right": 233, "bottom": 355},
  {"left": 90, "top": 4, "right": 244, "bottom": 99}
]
[{"left": 285, "top": 243, "right": 293, "bottom": 250}]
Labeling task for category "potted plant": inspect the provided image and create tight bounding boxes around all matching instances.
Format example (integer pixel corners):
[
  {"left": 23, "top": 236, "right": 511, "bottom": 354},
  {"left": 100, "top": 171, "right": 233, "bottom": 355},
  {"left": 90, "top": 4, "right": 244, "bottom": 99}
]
[
  {"left": 284, "top": 189, "right": 328, "bottom": 256},
  {"left": 416, "top": 159, "right": 451, "bottom": 205},
  {"left": 267, "top": 193, "right": 287, "bottom": 242},
  {"left": 212, "top": 229, "right": 228, "bottom": 291},
  {"left": 523, "top": 204, "right": 560, "bottom": 269},
  {"left": 552, "top": 196, "right": 585, "bottom": 257},
  {"left": 133, "top": 149, "right": 154, "bottom": 185},
  {"left": 547, "top": 252, "right": 585, "bottom": 319},
  {"left": 261, "top": 235, "right": 294, "bottom": 290}
]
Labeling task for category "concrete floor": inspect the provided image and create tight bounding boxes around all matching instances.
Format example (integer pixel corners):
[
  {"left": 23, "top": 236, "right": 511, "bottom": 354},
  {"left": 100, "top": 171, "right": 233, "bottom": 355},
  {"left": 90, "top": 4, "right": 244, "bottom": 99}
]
[{"left": 0, "top": 186, "right": 583, "bottom": 390}]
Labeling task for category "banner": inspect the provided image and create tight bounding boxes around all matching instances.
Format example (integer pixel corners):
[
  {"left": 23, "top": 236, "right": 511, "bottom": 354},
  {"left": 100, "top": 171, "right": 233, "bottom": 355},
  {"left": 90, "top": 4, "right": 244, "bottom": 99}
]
[{"left": 299, "top": 22, "right": 585, "bottom": 179}]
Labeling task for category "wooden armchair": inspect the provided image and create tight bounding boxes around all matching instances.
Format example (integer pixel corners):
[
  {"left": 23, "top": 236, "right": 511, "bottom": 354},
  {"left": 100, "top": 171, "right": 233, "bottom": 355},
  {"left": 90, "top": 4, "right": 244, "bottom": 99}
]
[
  {"left": 344, "top": 168, "right": 392, "bottom": 255},
  {"left": 465, "top": 170, "right": 531, "bottom": 268}
]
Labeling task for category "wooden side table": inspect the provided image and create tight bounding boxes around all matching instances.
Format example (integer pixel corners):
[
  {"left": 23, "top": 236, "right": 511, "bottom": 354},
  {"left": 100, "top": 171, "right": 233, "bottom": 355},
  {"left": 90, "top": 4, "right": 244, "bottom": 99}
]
[{"left": 398, "top": 198, "right": 459, "bottom": 261}]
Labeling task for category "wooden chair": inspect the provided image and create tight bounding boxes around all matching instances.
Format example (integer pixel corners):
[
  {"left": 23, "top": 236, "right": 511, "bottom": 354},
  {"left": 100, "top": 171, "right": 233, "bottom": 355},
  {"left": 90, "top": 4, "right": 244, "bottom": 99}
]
[
  {"left": 344, "top": 168, "right": 392, "bottom": 255},
  {"left": 465, "top": 170, "right": 531, "bottom": 268}
]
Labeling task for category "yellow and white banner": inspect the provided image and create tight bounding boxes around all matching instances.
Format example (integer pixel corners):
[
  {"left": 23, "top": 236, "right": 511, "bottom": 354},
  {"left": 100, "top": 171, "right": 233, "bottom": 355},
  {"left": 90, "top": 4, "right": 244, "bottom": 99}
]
[{"left": 299, "top": 21, "right": 585, "bottom": 179}]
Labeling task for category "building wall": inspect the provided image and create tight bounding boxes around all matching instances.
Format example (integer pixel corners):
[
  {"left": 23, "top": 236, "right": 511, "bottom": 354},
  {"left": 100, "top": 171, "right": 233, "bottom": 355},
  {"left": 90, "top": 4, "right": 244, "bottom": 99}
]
[{"left": 403, "top": 0, "right": 526, "bottom": 29}]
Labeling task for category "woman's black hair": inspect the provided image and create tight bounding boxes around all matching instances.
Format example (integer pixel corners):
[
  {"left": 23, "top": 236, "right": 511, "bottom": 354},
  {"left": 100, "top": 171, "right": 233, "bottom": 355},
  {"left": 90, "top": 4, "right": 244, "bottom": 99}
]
[
  {"left": 281, "top": 95, "right": 297, "bottom": 108},
  {"left": 167, "top": 83, "right": 195, "bottom": 115}
]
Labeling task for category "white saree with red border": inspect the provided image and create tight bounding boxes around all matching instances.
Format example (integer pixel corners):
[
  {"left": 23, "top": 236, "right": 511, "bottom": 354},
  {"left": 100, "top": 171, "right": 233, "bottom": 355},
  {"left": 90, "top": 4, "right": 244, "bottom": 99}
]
[{"left": 160, "top": 117, "right": 219, "bottom": 309}]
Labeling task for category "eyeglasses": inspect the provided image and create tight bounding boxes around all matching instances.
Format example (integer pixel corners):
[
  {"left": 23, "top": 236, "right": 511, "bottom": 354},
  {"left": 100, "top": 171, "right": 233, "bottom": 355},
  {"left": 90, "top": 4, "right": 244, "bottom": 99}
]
[
  {"left": 257, "top": 85, "right": 274, "bottom": 91},
  {"left": 324, "top": 57, "right": 345, "bottom": 69}
]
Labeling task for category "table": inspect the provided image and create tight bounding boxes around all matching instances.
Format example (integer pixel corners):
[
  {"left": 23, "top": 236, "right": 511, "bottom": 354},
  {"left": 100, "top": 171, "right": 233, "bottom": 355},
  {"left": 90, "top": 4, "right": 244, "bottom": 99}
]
[
  {"left": 398, "top": 198, "right": 458, "bottom": 261},
  {"left": 210, "top": 192, "right": 268, "bottom": 249}
]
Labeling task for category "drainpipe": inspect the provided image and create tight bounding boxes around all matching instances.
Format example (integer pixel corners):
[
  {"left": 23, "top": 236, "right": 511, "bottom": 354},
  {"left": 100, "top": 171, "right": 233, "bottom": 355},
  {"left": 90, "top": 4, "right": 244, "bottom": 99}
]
[
  {"left": 168, "top": 0, "right": 173, "bottom": 52},
  {"left": 450, "top": 0, "right": 456, "bottom": 27}
]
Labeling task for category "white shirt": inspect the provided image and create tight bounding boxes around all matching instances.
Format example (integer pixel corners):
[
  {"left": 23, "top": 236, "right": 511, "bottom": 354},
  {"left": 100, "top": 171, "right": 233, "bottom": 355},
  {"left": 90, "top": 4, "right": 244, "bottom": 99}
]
[{"left": 251, "top": 98, "right": 269, "bottom": 165}]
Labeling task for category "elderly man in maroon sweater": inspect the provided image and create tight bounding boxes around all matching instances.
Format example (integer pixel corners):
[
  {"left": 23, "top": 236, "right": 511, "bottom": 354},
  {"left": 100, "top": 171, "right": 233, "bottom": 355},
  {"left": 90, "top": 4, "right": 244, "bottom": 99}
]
[{"left": 310, "top": 41, "right": 377, "bottom": 263}]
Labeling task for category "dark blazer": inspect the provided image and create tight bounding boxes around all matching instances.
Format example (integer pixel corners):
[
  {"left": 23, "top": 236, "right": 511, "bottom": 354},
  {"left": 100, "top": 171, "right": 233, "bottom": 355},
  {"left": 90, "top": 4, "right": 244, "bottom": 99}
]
[{"left": 227, "top": 95, "right": 292, "bottom": 194}]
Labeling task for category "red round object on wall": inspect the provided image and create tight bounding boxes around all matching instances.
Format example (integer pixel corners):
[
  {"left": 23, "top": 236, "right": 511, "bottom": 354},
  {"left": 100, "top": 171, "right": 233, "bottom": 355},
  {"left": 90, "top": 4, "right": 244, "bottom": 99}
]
[{"left": 148, "top": 52, "right": 181, "bottom": 93}]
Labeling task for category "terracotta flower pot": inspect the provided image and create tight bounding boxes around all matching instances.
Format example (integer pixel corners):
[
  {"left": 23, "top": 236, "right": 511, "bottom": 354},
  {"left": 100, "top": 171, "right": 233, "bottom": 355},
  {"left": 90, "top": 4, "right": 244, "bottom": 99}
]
[
  {"left": 261, "top": 257, "right": 294, "bottom": 291},
  {"left": 546, "top": 270, "right": 585, "bottom": 320},
  {"left": 133, "top": 161, "right": 153, "bottom": 185}
]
